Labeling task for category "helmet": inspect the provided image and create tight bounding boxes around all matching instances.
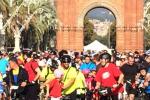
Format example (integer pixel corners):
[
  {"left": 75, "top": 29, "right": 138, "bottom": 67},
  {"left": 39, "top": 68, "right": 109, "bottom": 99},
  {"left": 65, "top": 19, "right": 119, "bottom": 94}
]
[
  {"left": 100, "top": 53, "right": 111, "bottom": 61},
  {"left": 32, "top": 54, "right": 39, "bottom": 59},
  {"left": 25, "top": 51, "right": 32, "bottom": 58},
  {"left": 138, "top": 64, "right": 146, "bottom": 72},
  {"left": 82, "top": 69, "right": 90, "bottom": 75},
  {"left": 50, "top": 59, "right": 58, "bottom": 69},
  {"left": 54, "top": 69, "right": 64, "bottom": 78},
  {"left": 61, "top": 55, "right": 71, "bottom": 63},
  {"left": 58, "top": 50, "right": 68, "bottom": 59},
  {"left": 50, "top": 51, "right": 57, "bottom": 55}
]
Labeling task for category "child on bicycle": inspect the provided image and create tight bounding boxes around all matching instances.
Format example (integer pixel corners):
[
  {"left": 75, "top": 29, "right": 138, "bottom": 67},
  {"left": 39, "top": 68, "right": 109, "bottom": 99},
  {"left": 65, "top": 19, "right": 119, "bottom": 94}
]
[{"left": 46, "top": 69, "right": 64, "bottom": 100}]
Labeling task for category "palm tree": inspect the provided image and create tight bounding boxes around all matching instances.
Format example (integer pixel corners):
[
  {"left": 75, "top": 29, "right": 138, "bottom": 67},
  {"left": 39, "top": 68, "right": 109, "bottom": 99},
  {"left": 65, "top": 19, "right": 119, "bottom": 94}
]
[
  {"left": 0, "top": 0, "right": 57, "bottom": 52},
  {"left": 144, "top": 0, "right": 150, "bottom": 49}
]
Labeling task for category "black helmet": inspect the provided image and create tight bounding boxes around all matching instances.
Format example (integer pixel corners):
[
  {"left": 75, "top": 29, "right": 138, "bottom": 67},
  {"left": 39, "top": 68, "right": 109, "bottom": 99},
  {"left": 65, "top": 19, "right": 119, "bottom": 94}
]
[
  {"left": 100, "top": 53, "right": 111, "bottom": 61},
  {"left": 61, "top": 55, "right": 71, "bottom": 63},
  {"left": 138, "top": 64, "right": 146, "bottom": 72},
  {"left": 25, "top": 51, "right": 32, "bottom": 58},
  {"left": 58, "top": 50, "right": 68, "bottom": 60},
  {"left": 32, "top": 54, "right": 39, "bottom": 59},
  {"left": 50, "top": 59, "right": 58, "bottom": 69},
  {"left": 50, "top": 51, "right": 57, "bottom": 55}
]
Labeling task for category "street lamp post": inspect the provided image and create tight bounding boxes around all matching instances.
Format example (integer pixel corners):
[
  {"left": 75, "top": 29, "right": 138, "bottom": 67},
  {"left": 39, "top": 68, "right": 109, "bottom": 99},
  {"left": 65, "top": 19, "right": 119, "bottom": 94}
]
[{"left": 108, "top": 27, "right": 110, "bottom": 48}]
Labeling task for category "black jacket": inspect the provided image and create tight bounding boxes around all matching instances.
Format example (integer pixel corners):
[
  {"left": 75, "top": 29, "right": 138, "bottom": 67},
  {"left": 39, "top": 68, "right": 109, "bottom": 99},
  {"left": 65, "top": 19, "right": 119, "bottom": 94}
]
[
  {"left": 6, "top": 67, "right": 29, "bottom": 86},
  {"left": 5, "top": 67, "right": 29, "bottom": 94}
]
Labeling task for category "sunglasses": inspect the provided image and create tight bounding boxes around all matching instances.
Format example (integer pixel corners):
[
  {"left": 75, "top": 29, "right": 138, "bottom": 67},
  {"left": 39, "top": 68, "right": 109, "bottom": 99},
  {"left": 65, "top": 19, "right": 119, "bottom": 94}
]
[{"left": 62, "top": 61, "right": 70, "bottom": 63}]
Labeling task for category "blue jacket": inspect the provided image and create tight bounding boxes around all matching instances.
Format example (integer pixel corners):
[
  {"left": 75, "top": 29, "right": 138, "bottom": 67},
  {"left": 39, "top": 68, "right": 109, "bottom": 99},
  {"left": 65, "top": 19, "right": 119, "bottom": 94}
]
[{"left": 80, "top": 62, "right": 96, "bottom": 71}]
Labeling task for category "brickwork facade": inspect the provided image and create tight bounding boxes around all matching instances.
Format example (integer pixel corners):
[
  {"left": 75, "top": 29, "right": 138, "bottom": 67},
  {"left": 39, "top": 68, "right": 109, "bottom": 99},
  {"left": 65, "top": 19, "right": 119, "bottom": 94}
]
[{"left": 56, "top": 0, "right": 144, "bottom": 52}]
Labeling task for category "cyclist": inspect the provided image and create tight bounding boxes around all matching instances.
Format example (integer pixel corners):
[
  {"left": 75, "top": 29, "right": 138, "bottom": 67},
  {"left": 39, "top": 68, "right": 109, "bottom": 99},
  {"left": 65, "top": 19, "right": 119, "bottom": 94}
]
[
  {"left": 60, "top": 55, "right": 78, "bottom": 100},
  {"left": 95, "top": 53, "right": 123, "bottom": 100}
]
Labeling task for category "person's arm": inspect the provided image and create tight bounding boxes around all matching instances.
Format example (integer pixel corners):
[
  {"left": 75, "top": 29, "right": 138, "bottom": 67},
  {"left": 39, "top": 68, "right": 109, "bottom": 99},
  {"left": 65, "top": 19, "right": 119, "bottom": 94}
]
[
  {"left": 39, "top": 68, "right": 47, "bottom": 82},
  {"left": 95, "top": 70, "right": 101, "bottom": 89},
  {"left": 63, "top": 77, "right": 76, "bottom": 89},
  {"left": 95, "top": 82, "right": 101, "bottom": 90},
  {"left": 144, "top": 72, "right": 150, "bottom": 86},
  {"left": 21, "top": 69, "right": 29, "bottom": 87},
  {"left": 33, "top": 67, "right": 41, "bottom": 82},
  {"left": 112, "top": 65, "right": 124, "bottom": 88},
  {"left": 62, "top": 68, "right": 77, "bottom": 89},
  {"left": 42, "top": 78, "right": 53, "bottom": 87},
  {"left": 46, "top": 84, "right": 49, "bottom": 99},
  {"left": 118, "top": 73, "right": 124, "bottom": 84},
  {"left": 112, "top": 74, "right": 124, "bottom": 88}
]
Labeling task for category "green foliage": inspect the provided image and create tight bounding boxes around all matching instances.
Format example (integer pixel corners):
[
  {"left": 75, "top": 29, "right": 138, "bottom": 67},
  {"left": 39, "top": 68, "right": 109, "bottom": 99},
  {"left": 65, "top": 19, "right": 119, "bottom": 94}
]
[
  {"left": 5, "top": 27, "right": 14, "bottom": 47},
  {"left": 0, "top": 0, "right": 57, "bottom": 50},
  {"left": 144, "top": 0, "right": 150, "bottom": 50},
  {"left": 84, "top": 17, "right": 95, "bottom": 45},
  {"left": 110, "top": 21, "right": 116, "bottom": 48}
]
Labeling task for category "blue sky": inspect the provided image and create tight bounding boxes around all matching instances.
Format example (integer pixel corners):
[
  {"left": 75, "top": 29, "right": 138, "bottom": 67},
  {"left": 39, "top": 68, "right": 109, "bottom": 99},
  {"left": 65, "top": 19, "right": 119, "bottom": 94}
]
[{"left": 86, "top": 8, "right": 116, "bottom": 22}]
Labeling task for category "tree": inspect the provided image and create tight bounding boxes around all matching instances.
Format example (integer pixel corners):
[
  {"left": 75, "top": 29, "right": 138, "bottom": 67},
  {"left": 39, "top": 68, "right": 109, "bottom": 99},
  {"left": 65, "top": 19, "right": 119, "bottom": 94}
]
[
  {"left": 83, "top": 17, "right": 108, "bottom": 46},
  {"left": 84, "top": 17, "right": 96, "bottom": 45},
  {"left": 144, "top": 0, "right": 150, "bottom": 49},
  {"left": 0, "top": 0, "right": 57, "bottom": 52},
  {"left": 110, "top": 21, "right": 116, "bottom": 49}
]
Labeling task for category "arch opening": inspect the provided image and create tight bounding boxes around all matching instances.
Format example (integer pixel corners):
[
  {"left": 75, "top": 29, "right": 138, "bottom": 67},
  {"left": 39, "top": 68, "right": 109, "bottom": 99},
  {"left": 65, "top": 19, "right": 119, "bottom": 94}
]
[{"left": 84, "top": 7, "right": 116, "bottom": 49}]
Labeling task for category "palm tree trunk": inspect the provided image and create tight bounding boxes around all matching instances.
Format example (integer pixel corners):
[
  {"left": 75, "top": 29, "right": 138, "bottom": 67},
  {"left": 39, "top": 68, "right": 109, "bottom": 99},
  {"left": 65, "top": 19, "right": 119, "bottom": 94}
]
[
  {"left": 13, "top": 27, "right": 21, "bottom": 52},
  {"left": 37, "top": 40, "right": 40, "bottom": 52}
]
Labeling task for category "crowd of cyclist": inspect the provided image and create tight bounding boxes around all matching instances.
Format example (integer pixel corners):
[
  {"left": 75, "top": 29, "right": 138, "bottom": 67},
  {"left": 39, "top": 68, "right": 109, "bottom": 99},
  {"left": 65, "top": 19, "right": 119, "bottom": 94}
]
[{"left": 0, "top": 49, "right": 150, "bottom": 100}]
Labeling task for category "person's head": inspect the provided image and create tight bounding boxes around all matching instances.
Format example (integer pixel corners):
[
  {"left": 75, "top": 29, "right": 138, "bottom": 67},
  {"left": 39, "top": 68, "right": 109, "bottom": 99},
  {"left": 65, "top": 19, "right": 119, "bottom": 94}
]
[
  {"left": 50, "top": 51, "right": 57, "bottom": 59},
  {"left": 32, "top": 53, "right": 39, "bottom": 61},
  {"left": 74, "top": 52, "right": 79, "bottom": 58},
  {"left": 120, "top": 55, "right": 128, "bottom": 65},
  {"left": 9, "top": 52, "right": 14, "bottom": 59},
  {"left": 9, "top": 57, "right": 19, "bottom": 69},
  {"left": 84, "top": 55, "right": 91, "bottom": 63},
  {"left": 38, "top": 60, "right": 46, "bottom": 68},
  {"left": 100, "top": 53, "right": 111, "bottom": 67},
  {"left": 139, "top": 64, "right": 147, "bottom": 76},
  {"left": 140, "top": 69, "right": 146, "bottom": 76},
  {"left": 145, "top": 55, "right": 150, "bottom": 63},
  {"left": 24, "top": 51, "right": 32, "bottom": 60},
  {"left": 58, "top": 50, "right": 68, "bottom": 60},
  {"left": 127, "top": 55, "right": 135, "bottom": 65},
  {"left": 61, "top": 55, "right": 71, "bottom": 69},
  {"left": 82, "top": 69, "right": 90, "bottom": 78},
  {"left": 93, "top": 54, "right": 100, "bottom": 64},
  {"left": 75, "top": 57, "right": 82, "bottom": 64},
  {"left": 54, "top": 69, "right": 64, "bottom": 79},
  {"left": 49, "top": 59, "right": 58, "bottom": 71}
]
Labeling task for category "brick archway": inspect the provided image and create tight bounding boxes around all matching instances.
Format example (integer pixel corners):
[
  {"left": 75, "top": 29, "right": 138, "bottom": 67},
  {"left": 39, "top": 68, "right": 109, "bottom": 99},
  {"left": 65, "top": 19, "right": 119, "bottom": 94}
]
[{"left": 56, "top": 0, "right": 144, "bottom": 52}]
